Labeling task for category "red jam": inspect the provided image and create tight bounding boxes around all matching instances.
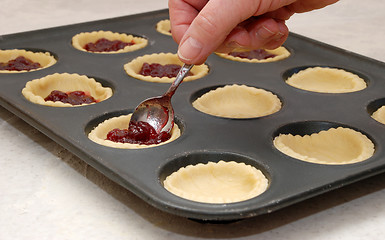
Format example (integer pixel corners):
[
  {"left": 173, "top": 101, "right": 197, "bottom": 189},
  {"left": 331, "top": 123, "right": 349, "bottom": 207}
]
[
  {"left": 0, "top": 56, "right": 41, "bottom": 71},
  {"left": 228, "top": 49, "right": 276, "bottom": 60},
  {"left": 139, "top": 63, "right": 193, "bottom": 78},
  {"left": 44, "top": 90, "right": 97, "bottom": 105},
  {"left": 106, "top": 121, "right": 171, "bottom": 145},
  {"left": 84, "top": 38, "right": 135, "bottom": 52}
]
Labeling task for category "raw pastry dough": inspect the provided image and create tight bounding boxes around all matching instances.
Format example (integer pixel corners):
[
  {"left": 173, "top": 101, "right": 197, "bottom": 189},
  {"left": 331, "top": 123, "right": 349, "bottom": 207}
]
[
  {"left": 22, "top": 73, "right": 113, "bottom": 107},
  {"left": 156, "top": 19, "right": 172, "bottom": 36},
  {"left": 72, "top": 30, "right": 148, "bottom": 53},
  {"left": 163, "top": 161, "right": 268, "bottom": 203},
  {"left": 0, "top": 49, "right": 56, "bottom": 73},
  {"left": 88, "top": 114, "right": 180, "bottom": 149},
  {"left": 273, "top": 127, "right": 375, "bottom": 164},
  {"left": 286, "top": 67, "right": 367, "bottom": 93},
  {"left": 216, "top": 46, "right": 290, "bottom": 63},
  {"left": 124, "top": 53, "right": 209, "bottom": 83},
  {"left": 372, "top": 106, "right": 385, "bottom": 125},
  {"left": 192, "top": 84, "right": 281, "bottom": 118}
]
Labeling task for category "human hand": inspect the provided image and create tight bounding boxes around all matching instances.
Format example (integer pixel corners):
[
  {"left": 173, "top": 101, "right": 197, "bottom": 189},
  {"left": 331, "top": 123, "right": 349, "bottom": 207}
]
[{"left": 169, "top": 0, "right": 339, "bottom": 64}]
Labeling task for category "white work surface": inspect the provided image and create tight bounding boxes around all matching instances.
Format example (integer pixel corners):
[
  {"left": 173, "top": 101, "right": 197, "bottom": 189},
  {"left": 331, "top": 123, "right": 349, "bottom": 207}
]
[{"left": 1, "top": 0, "right": 385, "bottom": 239}]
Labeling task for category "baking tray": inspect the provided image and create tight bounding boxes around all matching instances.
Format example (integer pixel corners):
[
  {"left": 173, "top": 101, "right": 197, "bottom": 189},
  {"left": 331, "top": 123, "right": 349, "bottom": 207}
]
[{"left": 1, "top": 9, "right": 385, "bottom": 221}]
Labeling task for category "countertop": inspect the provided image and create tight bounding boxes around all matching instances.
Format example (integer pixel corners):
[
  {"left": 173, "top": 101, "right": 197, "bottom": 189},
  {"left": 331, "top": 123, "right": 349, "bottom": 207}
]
[{"left": 1, "top": 0, "right": 385, "bottom": 239}]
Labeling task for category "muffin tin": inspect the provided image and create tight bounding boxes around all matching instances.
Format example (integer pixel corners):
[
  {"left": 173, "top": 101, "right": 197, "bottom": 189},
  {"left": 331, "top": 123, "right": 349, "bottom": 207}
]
[{"left": 1, "top": 9, "right": 385, "bottom": 221}]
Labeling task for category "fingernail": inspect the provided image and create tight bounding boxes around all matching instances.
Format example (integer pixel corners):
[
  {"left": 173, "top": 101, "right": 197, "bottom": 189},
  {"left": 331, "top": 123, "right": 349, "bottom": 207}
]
[
  {"left": 178, "top": 36, "right": 203, "bottom": 62},
  {"left": 226, "top": 41, "right": 242, "bottom": 49},
  {"left": 278, "top": 24, "right": 286, "bottom": 34},
  {"left": 256, "top": 26, "right": 275, "bottom": 39},
  {"left": 275, "top": 22, "right": 287, "bottom": 41},
  {"left": 274, "top": 32, "right": 285, "bottom": 41}
]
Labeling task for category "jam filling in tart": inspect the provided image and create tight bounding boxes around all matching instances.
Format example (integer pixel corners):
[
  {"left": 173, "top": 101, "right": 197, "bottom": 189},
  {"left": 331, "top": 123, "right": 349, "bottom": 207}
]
[
  {"left": 139, "top": 63, "right": 193, "bottom": 78},
  {"left": 44, "top": 90, "right": 97, "bottom": 105},
  {"left": 0, "top": 56, "right": 41, "bottom": 71},
  {"left": 228, "top": 49, "right": 276, "bottom": 60},
  {"left": 84, "top": 38, "right": 135, "bottom": 52},
  {"left": 106, "top": 121, "right": 171, "bottom": 145}
]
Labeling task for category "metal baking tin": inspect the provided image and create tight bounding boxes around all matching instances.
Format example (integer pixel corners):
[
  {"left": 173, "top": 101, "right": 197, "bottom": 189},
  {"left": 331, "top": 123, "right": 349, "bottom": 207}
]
[{"left": 1, "top": 9, "right": 385, "bottom": 221}]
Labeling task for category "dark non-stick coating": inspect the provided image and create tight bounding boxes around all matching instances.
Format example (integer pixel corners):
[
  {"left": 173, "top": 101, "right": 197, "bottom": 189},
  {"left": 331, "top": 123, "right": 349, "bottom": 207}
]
[{"left": 1, "top": 9, "right": 385, "bottom": 221}]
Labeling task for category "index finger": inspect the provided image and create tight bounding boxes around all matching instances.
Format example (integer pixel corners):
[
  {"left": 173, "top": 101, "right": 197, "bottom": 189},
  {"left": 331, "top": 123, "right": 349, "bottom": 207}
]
[{"left": 168, "top": 0, "right": 208, "bottom": 45}]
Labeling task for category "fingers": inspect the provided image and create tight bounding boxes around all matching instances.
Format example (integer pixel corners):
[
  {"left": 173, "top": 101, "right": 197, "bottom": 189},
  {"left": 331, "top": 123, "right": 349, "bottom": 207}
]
[
  {"left": 176, "top": 0, "right": 261, "bottom": 64},
  {"left": 216, "top": 17, "right": 289, "bottom": 53},
  {"left": 263, "top": 20, "right": 288, "bottom": 49},
  {"left": 171, "top": 0, "right": 338, "bottom": 65}
]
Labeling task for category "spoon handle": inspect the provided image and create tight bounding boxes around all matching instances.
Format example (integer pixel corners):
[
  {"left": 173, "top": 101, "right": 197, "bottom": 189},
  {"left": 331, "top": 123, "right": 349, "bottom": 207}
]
[{"left": 165, "top": 64, "right": 194, "bottom": 97}]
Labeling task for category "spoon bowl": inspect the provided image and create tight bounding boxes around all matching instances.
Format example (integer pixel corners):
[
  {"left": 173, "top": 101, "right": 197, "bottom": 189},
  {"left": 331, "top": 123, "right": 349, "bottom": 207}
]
[{"left": 129, "top": 64, "right": 194, "bottom": 134}]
